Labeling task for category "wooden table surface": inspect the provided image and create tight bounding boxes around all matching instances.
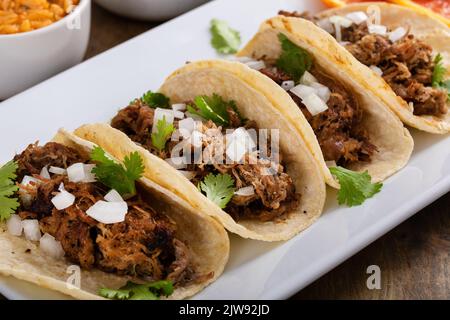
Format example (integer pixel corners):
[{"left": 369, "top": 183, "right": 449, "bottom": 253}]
[{"left": 1, "top": 4, "right": 449, "bottom": 300}]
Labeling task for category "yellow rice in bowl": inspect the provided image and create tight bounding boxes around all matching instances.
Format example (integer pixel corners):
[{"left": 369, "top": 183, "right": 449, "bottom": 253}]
[{"left": 0, "top": 0, "right": 80, "bottom": 34}]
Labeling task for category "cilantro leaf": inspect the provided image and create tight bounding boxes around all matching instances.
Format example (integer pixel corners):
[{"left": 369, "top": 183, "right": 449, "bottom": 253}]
[
  {"left": 0, "top": 161, "right": 19, "bottom": 221},
  {"left": 141, "top": 91, "right": 170, "bottom": 109},
  {"left": 210, "top": 19, "right": 241, "bottom": 54},
  {"left": 199, "top": 173, "right": 235, "bottom": 209},
  {"left": 432, "top": 53, "right": 446, "bottom": 86},
  {"left": 99, "top": 280, "right": 174, "bottom": 300},
  {"left": 329, "top": 166, "right": 382, "bottom": 207},
  {"left": 90, "top": 147, "right": 144, "bottom": 198},
  {"left": 187, "top": 94, "right": 241, "bottom": 126},
  {"left": 151, "top": 116, "right": 175, "bottom": 151},
  {"left": 276, "top": 33, "right": 313, "bottom": 82},
  {"left": 432, "top": 54, "right": 449, "bottom": 100}
]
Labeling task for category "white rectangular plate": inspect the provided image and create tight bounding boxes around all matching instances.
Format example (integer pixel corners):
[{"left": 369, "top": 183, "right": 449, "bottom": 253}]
[{"left": 1, "top": 0, "right": 449, "bottom": 300}]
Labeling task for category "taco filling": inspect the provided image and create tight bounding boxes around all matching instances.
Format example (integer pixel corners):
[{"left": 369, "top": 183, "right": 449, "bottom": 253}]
[
  {"left": 111, "top": 93, "right": 300, "bottom": 222},
  {"left": 7, "top": 142, "right": 206, "bottom": 291},
  {"left": 238, "top": 31, "right": 377, "bottom": 167},
  {"left": 278, "top": 10, "right": 449, "bottom": 117}
]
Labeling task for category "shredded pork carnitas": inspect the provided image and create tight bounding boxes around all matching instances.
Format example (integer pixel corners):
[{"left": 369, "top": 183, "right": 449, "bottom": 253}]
[
  {"left": 14, "top": 143, "right": 203, "bottom": 285},
  {"left": 111, "top": 100, "right": 300, "bottom": 222},
  {"left": 259, "top": 65, "right": 377, "bottom": 166},
  {"left": 278, "top": 10, "right": 448, "bottom": 117}
]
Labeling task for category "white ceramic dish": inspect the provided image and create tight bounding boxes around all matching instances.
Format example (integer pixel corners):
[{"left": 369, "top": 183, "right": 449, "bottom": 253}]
[
  {"left": 95, "top": 0, "right": 209, "bottom": 21},
  {"left": 0, "top": 0, "right": 449, "bottom": 299},
  {"left": 0, "top": 0, "right": 91, "bottom": 100}
]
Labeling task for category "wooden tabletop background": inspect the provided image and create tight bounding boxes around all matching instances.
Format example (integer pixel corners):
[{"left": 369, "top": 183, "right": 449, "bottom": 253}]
[{"left": 1, "top": 3, "right": 449, "bottom": 300}]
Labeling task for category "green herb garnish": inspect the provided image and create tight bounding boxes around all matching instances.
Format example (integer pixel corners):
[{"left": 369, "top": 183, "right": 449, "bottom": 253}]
[
  {"left": 198, "top": 173, "right": 235, "bottom": 209},
  {"left": 151, "top": 116, "right": 175, "bottom": 151},
  {"left": 276, "top": 33, "right": 313, "bottom": 82},
  {"left": 432, "top": 54, "right": 450, "bottom": 100},
  {"left": 330, "top": 166, "right": 382, "bottom": 207},
  {"left": 90, "top": 147, "right": 144, "bottom": 198},
  {"left": 0, "top": 161, "right": 19, "bottom": 221},
  {"left": 141, "top": 91, "right": 170, "bottom": 109},
  {"left": 99, "top": 280, "right": 173, "bottom": 300},
  {"left": 210, "top": 19, "right": 241, "bottom": 54},
  {"left": 187, "top": 94, "right": 241, "bottom": 126}
]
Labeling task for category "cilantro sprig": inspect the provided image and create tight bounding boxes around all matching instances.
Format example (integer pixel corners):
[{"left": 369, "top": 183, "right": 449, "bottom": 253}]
[
  {"left": 432, "top": 54, "right": 450, "bottom": 100},
  {"left": 276, "top": 33, "right": 313, "bottom": 83},
  {"left": 151, "top": 116, "right": 175, "bottom": 151},
  {"left": 210, "top": 19, "right": 241, "bottom": 54},
  {"left": 90, "top": 147, "right": 144, "bottom": 198},
  {"left": 99, "top": 280, "right": 173, "bottom": 300},
  {"left": 0, "top": 161, "right": 19, "bottom": 221},
  {"left": 187, "top": 94, "right": 241, "bottom": 127},
  {"left": 141, "top": 91, "right": 170, "bottom": 109},
  {"left": 199, "top": 173, "right": 235, "bottom": 209},
  {"left": 330, "top": 166, "right": 382, "bottom": 207}
]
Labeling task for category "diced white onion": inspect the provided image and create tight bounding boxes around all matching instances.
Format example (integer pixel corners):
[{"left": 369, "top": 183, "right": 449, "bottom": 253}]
[
  {"left": 172, "top": 103, "right": 186, "bottom": 112},
  {"left": 226, "top": 128, "right": 256, "bottom": 162},
  {"left": 299, "top": 71, "right": 318, "bottom": 85},
  {"left": 173, "top": 110, "right": 185, "bottom": 119},
  {"left": 6, "top": 214, "right": 23, "bottom": 236},
  {"left": 67, "top": 163, "right": 85, "bottom": 183},
  {"left": 370, "top": 65, "right": 383, "bottom": 76},
  {"left": 19, "top": 176, "right": 40, "bottom": 206},
  {"left": 368, "top": 24, "right": 387, "bottom": 36},
  {"left": 326, "top": 160, "right": 337, "bottom": 168},
  {"left": 104, "top": 189, "right": 123, "bottom": 202},
  {"left": 234, "top": 186, "right": 255, "bottom": 196},
  {"left": 317, "top": 18, "right": 334, "bottom": 33},
  {"left": 302, "top": 93, "right": 329, "bottom": 116},
  {"left": 329, "top": 15, "right": 353, "bottom": 28},
  {"left": 178, "top": 170, "right": 196, "bottom": 180},
  {"left": 310, "top": 82, "right": 331, "bottom": 103},
  {"left": 39, "top": 166, "right": 50, "bottom": 179},
  {"left": 67, "top": 163, "right": 96, "bottom": 183},
  {"left": 190, "top": 131, "right": 204, "bottom": 148},
  {"left": 86, "top": 201, "right": 128, "bottom": 224},
  {"left": 226, "top": 128, "right": 256, "bottom": 151},
  {"left": 290, "top": 84, "right": 317, "bottom": 99},
  {"left": 58, "top": 182, "right": 65, "bottom": 192},
  {"left": 22, "top": 219, "right": 41, "bottom": 241},
  {"left": 388, "top": 27, "right": 407, "bottom": 42},
  {"left": 245, "top": 60, "right": 266, "bottom": 70},
  {"left": 49, "top": 166, "right": 66, "bottom": 175},
  {"left": 226, "top": 139, "right": 248, "bottom": 162},
  {"left": 40, "top": 233, "right": 65, "bottom": 259},
  {"left": 178, "top": 117, "right": 196, "bottom": 139},
  {"left": 345, "top": 11, "right": 368, "bottom": 24},
  {"left": 281, "top": 80, "right": 295, "bottom": 91},
  {"left": 165, "top": 157, "right": 187, "bottom": 169},
  {"left": 153, "top": 108, "right": 175, "bottom": 133},
  {"left": 51, "top": 190, "right": 75, "bottom": 210},
  {"left": 339, "top": 41, "right": 351, "bottom": 46},
  {"left": 20, "top": 175, "right": 40, "bottom": 187}
]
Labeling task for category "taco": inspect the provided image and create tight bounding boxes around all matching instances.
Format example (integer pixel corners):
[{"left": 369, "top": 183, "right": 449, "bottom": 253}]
[
  {"left": 277, "top": 2, "right": 450, "bottom": 133},
  {"left": 74, "top": 60, "right": 326, "bottom": 241},
  {"left": 0, "top": 129, "right": 229, "bottom": 300},
  {"left": 236, "top": 14, "right": 414, "bottom": 188}
]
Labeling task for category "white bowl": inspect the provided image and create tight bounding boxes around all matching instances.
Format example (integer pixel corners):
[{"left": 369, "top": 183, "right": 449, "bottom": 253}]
[
  {"left": 95, "top": 0, "right": 209, "bottom": 21},
  {"left": 0, "top": 0, "right": 91, "bottom": 100}
]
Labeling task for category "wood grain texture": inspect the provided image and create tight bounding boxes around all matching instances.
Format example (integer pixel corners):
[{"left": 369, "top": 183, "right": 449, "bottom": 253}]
[{"left": 1, "top": 3, "right": 449, "bottom": 300}]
